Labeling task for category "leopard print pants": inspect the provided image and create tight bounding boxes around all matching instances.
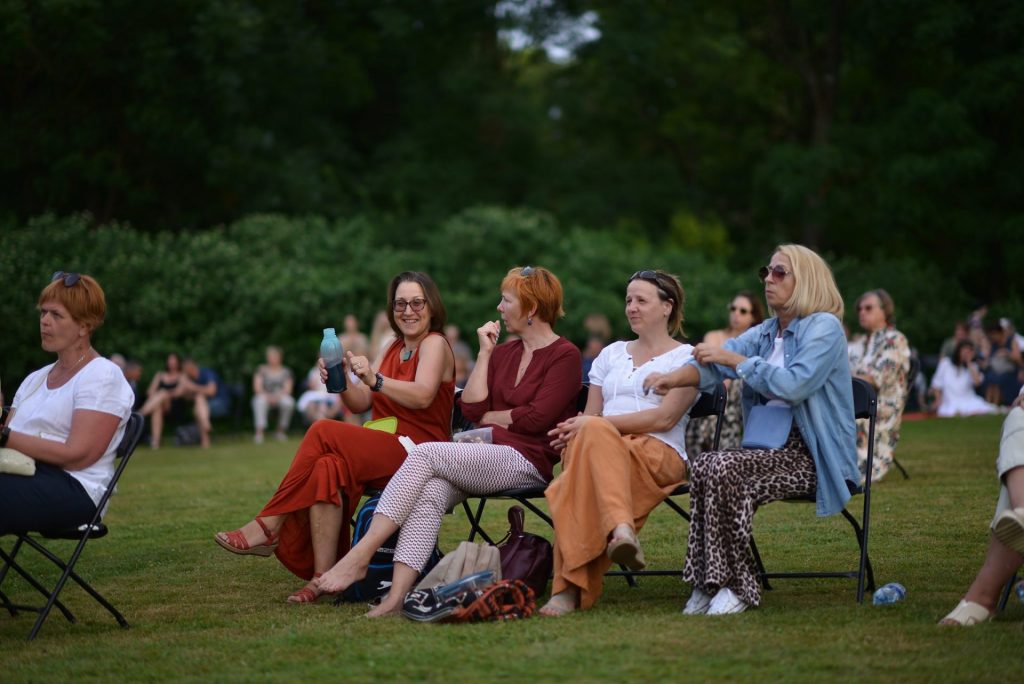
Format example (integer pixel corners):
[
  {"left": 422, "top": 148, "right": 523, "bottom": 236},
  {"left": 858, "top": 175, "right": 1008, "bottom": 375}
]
[{"left": 682, "top": 427, "right": 816, "bottom": 606}]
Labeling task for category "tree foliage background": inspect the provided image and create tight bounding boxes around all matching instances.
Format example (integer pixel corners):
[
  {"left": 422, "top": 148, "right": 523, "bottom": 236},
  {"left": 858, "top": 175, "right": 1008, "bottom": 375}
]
[{"left": 2, "top": 0, "right": 1021, "bottom": 389}]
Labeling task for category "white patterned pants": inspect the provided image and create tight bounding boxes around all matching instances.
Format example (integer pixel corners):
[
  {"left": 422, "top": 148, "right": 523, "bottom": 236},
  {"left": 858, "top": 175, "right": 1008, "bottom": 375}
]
[{"left": 376, "top": 442, "right": 546, "bottom": 571}]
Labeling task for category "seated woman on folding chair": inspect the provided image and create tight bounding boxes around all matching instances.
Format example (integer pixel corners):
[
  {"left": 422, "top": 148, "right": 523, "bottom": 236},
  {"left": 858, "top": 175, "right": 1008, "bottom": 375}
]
[
  {"left": 0, "top": 272, "right": 134, "bottom": 535},
  {"left": 847, "top": 289, "right": 910, "bottom": 483},
  {"left": 645, "top": 244, "right": 858, "bottom": 615},
  {"left": 214, "top": 272, "right": 456, "bottom": 604},
  {"left": 315, "top": 266, "right": 582, "bottom": 616},
  {"left": 940, "top": 387, "right": 1024, "bottom": 626},
  {"left": 541, "top": 270, "right": 698, "bottom": 616}
]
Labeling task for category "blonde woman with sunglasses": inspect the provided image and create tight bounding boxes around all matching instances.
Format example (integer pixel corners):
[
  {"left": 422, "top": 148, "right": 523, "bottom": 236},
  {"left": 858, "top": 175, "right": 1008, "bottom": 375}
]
[{"left": 645, "top": 245, "right": 858, "bottom": 615}]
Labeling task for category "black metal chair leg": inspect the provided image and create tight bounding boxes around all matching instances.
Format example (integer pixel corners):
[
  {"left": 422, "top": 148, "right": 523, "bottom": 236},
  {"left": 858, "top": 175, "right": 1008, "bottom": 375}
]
[
  {"left": 0, "top": 547, "right": 77, "bottom": 624},
  {"left": 892, "top": 458, "right": 909, "bottom": 480},
  {"left": 749, "top": 537, "right": 772, "bottom": 591},
  {"left": 997, "top": 575, "right": 1019, "bottom": 612},
  {"left": 461, "top": 499, "right": 497, "bottom": 545}
]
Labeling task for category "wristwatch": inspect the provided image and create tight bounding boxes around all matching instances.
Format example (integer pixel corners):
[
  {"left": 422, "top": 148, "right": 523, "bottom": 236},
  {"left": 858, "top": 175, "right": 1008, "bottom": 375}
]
[
  {"left": 0, "top": 426, "right": 10, "bottom": 448},
  {"left": 371, "top": 372, "right": 385, "bottom": 393}
]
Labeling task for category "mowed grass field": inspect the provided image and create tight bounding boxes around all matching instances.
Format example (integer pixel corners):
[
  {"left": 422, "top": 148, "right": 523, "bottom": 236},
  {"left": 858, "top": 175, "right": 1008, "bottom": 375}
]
[{"left": 2, "top": 415, "right": 1022, "bottom": 682}]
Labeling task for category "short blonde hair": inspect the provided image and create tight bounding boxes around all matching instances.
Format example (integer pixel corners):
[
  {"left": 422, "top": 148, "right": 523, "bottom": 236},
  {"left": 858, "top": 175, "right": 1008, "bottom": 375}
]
[{"left": 772, "top": 244, "right": 844, "bottom": 320}]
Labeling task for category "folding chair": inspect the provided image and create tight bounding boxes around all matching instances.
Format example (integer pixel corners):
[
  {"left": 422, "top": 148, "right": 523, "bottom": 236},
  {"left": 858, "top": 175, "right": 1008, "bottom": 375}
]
[
  {"left": 458, "top": 385, "right": 590, "bottom": 545},
  {"left": 997, "top": 574, "right": 1021, "bottom": 613},
  {"left": 749, "top": 378, "right": 877, "bottom": 603},
  {"left": 0, "top": 412, "right": 144, "bottom": 640},
  {"left": 606, "top": 382, "right": 726, "bottom": 583},
  {"left": 891, "top": 354, "right": 920, "bottom": 480}
]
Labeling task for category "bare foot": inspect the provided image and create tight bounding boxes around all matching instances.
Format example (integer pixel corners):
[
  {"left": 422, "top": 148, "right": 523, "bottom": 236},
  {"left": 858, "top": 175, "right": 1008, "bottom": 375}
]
[
  {"left": 366, "top": 594, "right": 403, "bottom": 618},
  {"left": 540, "top": 589, "right": 579, "bottom": 617},
  {"left": 316, "top": 554, "right": 369, "bottom": 594}
]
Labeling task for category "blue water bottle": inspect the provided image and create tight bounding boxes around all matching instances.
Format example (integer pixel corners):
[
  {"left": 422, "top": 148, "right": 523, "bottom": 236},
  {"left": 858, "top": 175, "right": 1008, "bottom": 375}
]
[
  {"left": 321, "top": 327, "right": 346, "bottom": 393},
  {"left": 872, "top": 582, "right": 906, "bottom": 605}
]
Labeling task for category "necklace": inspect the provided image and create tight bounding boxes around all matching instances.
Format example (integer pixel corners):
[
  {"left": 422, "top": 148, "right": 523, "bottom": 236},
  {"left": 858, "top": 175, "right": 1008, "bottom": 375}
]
[
  {"left": 401, "top": 347, "right": 414, "bottom": 362},
  {"left": 49, "top": 349, "right": 91, "bottom": 380}
]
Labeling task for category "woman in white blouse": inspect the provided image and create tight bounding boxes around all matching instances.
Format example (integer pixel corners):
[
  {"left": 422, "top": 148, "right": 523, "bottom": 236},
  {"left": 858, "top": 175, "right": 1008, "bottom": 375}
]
[
  {"left": 0, "top": 272, "right": 134, "bottom": 534},
  {"left": 541, "top": 270, "right": 698, "bottom": 615}
]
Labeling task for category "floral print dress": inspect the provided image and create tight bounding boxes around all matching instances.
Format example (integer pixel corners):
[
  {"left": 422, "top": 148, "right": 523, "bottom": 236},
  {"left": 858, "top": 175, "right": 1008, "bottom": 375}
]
[{"left": 848, "top": 327, "right": 910, "bottom": 482}]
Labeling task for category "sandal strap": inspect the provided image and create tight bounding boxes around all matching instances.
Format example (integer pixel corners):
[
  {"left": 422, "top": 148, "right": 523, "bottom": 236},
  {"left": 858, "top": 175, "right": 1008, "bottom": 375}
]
[
  {"left": 255, "top": 517, "right": 279, "bottom": 545},
  {"left": 222, "top": 528, "right": 250, "bottom": 551}
]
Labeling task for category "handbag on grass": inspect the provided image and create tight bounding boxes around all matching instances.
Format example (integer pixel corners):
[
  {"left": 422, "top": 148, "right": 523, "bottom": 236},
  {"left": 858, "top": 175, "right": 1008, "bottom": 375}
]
[
  {"left": 498, "top": 506, "right": 553, "bottom": 599},
  {"left": 741, "top": 404, "right": 793, "bottom": 450}
]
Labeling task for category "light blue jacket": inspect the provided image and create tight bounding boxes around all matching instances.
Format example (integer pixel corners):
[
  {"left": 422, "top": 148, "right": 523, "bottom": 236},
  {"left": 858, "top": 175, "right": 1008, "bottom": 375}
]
[{"left": 690, "top": 312, "right": 859, "bottom": 516}]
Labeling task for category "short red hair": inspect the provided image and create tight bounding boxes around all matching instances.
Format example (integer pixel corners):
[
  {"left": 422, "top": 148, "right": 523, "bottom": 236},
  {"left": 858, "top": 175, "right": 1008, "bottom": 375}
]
[
  {"left": 500, "top": 266, "right": 565, "bottom": 324},
  {"left": 38, "top": 273, "right": 106, "bottom": 332}
]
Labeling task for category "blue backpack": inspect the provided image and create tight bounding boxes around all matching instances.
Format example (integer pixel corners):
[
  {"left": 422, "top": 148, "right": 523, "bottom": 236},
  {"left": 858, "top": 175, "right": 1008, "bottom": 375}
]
[{"left": 338, "top": 494, "right": 442, "bottom": 603}]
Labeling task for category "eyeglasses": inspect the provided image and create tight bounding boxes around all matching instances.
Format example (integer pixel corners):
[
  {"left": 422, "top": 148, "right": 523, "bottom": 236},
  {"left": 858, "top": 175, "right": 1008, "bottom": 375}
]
[
  {"left": 520, "top": 266, "right": 535, "bottom": 277},
  {"left": 51, "top": 271, "right": 81, "bottom": 287},
  {"left": 730, "top": 305, "right": 751, "bottom": 315},
  {"left": 393, "top": 297, "right": 427, "bottom": 313},
  {"left": 758, "top": 265, "right": 792, "bottom": 283}
]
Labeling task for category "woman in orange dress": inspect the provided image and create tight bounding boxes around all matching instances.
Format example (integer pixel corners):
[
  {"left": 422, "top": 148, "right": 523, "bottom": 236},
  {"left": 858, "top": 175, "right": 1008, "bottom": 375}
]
[{"left": 214, "top": 272, "right": 455, "bottom": 603}]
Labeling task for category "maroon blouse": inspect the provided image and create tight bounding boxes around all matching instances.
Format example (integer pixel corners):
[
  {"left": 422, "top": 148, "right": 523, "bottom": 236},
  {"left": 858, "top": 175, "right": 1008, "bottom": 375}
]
[{"left": 460, "top": 336, "right": 582, "bottom": 480}]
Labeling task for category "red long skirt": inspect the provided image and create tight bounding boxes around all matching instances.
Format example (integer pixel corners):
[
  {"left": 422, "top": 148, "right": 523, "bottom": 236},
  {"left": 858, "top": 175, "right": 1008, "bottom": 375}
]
[{"left": 259, "top": 419, "right": 409, "bottom": 579}]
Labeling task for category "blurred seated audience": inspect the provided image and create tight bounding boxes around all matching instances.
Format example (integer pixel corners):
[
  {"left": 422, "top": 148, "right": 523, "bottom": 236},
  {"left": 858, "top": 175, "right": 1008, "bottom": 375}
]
[
  {"left": 297, "top": 365, "right": 341, "bottom": 425},
  {"left": 138, "top": 352, "right": 185, "bottom": 449},
  {"left": 982, "top": 320, "right": 1022, "bottom": 406},
  {"left": 931, "top": 340, "right": 998, "bottom": 417}
]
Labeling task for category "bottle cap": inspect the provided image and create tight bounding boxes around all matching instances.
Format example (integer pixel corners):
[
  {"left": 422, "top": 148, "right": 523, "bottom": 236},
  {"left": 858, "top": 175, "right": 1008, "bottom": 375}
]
[{"left": 324, "top": 327, "right": 336, "bottom": 336}]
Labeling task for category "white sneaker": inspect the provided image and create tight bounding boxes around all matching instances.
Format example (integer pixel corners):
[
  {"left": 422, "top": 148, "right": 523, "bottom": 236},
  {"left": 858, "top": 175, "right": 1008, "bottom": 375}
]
[
  {"left": 682, "top": 588, "right": 714, "bottom": 615},
  {"left": 707, "top": 587, "right": 749, "bottom": 615}
]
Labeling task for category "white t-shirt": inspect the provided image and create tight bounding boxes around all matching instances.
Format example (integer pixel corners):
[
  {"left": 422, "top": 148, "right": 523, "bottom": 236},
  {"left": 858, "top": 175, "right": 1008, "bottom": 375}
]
[
  {"left": 11, "top": 358, "right": 134, "bottom": 507},
  {"left": 765, "top": 336, "right": 790, "bottom": 407},
  {"left": 588, "top": 340, "right": 695, "bottom": 460}
]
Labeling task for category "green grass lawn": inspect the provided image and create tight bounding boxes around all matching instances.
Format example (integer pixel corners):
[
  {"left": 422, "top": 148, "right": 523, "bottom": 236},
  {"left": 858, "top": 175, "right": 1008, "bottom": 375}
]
[{"left": 3, "top": 415, "right": 1022, "bottom": 682}]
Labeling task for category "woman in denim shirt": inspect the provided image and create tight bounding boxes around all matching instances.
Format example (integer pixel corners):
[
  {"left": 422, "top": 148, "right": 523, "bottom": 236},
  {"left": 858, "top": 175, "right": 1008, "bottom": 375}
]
[{"left": 645, "top": 244, "right": 857, "bottom": 615}]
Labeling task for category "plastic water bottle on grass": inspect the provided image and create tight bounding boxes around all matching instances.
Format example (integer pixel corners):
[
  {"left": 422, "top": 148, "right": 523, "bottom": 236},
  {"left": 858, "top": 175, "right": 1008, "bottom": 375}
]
[{"left": 872, "top": 582, "right": 906, "bottom": 605}]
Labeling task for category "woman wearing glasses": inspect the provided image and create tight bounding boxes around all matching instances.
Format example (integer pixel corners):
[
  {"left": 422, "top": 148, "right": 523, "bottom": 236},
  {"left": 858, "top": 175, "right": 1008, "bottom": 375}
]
[
  {"left": 645, "top": 245, "right": 857, "bottom": 615},
  {"left": 215, "top": 272, "right": 456, "bottom": 604},
  {"left": 541, "top": 270, "right": 697, "bottom": 616},
  {"left": 685, "top": 291, "right": 765, "bottom": 457},
  {"left": 0, "top": 272, "right": 134, "bottom": 535},
  {"left": 848, "top": 290, "right": 910, "bottom": 483},
  {"left": 316, "top": 266, "right": 582, "bottom": 616}
]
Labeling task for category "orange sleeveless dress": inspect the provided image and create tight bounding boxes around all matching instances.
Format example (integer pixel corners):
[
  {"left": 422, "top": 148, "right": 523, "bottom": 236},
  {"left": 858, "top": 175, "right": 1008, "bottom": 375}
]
[{"left": 261, "top": 334, "right": 454, "bottom": 579}]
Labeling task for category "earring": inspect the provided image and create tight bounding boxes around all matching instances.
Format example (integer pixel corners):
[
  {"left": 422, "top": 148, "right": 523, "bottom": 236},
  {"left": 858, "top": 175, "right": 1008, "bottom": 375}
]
[{"left": 528, "top": 316, "right": 533, "bottom": 326}]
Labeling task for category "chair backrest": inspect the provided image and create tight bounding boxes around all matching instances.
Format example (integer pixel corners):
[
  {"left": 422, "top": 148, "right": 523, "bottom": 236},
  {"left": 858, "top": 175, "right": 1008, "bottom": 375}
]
[
  {"left": 95, "top": 412, "right": 144, "bottom": 519},
  {"left": 906, "top": 355, "right": 921, "bottom": 392},
  {"left": 851, "top": 378, "right": 877, "bottom": 421},
  {"left": 688, "top": 382, "right": 726, "bottom": 420}
]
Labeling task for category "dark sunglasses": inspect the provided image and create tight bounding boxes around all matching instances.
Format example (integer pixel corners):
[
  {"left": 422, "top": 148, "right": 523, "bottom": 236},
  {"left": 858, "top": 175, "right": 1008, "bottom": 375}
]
[
  {"left": 758, "top": 265, "right": 792, "bottom": 283},
  {"left": 730, "top": 305, "right": 751, "bottom": 315},
  {"left": 51, "top": 271, "right": 81, "bottom": 287},
  {"left": 629, "top": 270, "right": 673, "bottom": 300},
  {"left": 393, "top": 298, "right": 427, "bottom": 313},
  {"left": 520, "top": 266, "right": 535, "bottom": 277}
]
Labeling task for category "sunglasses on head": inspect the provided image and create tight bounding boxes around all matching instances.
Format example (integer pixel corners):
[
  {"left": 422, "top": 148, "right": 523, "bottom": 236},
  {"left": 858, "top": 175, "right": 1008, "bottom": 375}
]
[
  {"left": 393, "top": 297, "right": 427, "bottom": 313},
  {"left": 629, "top": 270, "right": 673, "bottom": 299},
  {"left": 730, "top": 305, "right": 751, "bottom": 315},
  {"left": 758, "top": 265, "right": 791, "bottom": 283},
  {"left": 51, "top": 271, "right": 81, "bottom": 287},
  {"left": 520, "top": 266, "right": 535, "bottom": 277}
]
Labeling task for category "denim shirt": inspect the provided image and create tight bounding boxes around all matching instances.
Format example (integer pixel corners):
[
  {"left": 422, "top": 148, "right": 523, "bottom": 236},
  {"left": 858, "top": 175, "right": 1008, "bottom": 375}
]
[{"left": 690, "top": 312, "right": 859, "bottom": 516}]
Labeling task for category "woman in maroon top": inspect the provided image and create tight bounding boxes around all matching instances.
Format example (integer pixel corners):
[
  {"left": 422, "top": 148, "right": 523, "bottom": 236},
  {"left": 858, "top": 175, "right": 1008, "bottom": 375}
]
[{"left": 317, "top": 266, "right": 582, "bottom": 616}]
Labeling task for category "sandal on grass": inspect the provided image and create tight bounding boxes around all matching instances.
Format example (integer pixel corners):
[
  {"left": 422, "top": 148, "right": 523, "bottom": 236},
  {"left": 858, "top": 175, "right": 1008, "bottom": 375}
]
[
  {"left": 938, "top": 600, "right": 992, "bottom": 626},
  {"left": 287, "top": 573, "right": 326, "bottom": 604},
  {"left": 993, "top": 507, "right": 1024, "bottom": 556},
  {"left": 214, "top": 517, "right": 279, "bottom": 557},
  {"left": 606, "top": 530, "right": 646, "bottom": 571}
]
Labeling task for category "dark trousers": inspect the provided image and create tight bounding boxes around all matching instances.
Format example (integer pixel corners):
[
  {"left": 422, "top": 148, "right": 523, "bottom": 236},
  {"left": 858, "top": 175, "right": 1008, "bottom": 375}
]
[{"left": 0, "top": 463, "right": 97, "bottom": 535}]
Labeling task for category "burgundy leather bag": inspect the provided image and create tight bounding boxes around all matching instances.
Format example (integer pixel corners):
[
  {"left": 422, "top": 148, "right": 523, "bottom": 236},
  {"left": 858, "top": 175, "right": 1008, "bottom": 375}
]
[{"left": 497, "top": 506, "right": 553, "bottom": 598}]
